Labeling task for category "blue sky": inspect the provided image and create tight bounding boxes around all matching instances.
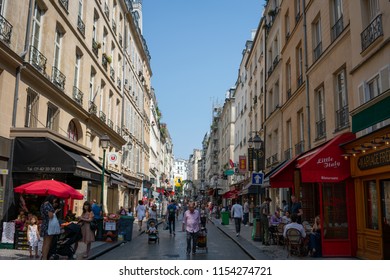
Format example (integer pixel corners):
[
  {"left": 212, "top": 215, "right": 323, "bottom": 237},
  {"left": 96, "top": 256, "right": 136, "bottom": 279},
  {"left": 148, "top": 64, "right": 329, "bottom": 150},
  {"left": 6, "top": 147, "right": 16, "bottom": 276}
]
[{"left": 143, "top": 0, "right": 264, "bottom": 159}]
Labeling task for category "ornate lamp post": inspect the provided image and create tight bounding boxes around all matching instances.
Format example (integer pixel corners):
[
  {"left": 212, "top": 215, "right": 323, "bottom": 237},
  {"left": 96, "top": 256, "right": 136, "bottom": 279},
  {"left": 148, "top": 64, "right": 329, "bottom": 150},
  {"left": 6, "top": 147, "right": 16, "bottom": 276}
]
[{"left": 100, "top": 134, "right": 110, "bottom": 213}]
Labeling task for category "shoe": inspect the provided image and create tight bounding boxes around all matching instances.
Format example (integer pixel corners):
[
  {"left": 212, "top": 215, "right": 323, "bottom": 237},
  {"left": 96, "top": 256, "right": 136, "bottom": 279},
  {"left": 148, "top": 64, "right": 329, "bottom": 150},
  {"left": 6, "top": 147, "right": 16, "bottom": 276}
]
[{"left": 82, "top": 254, "right": 88, "bottom": 258}]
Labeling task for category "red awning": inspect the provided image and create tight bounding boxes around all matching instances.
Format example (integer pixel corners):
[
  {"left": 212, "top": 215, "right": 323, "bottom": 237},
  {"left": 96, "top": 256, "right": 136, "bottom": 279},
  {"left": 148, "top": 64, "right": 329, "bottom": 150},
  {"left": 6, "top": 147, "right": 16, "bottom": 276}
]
[
  {"left": 208, "top": 189, "right": 215, "bottom": 196},
  {"left": 222, "top": 189, "right": 238, "bottom": 199},
  {"left": 269, "top": 155, "right": 299, "bottom": 189},
  {"left": 296, "top": 132, "right": 355, "bottom": 183}
]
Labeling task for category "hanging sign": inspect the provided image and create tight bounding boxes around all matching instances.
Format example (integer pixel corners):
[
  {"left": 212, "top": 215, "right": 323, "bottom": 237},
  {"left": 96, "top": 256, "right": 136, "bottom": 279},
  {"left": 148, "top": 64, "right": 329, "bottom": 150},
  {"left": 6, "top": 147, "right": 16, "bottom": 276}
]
[{"left": 107, "top": 152, "right": 119, "bottom": 164}]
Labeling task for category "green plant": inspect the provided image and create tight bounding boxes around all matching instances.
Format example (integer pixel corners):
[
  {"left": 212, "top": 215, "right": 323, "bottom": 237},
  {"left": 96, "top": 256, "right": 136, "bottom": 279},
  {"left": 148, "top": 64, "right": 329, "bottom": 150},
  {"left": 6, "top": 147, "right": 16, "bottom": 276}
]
[{"left": 103, "top": 53, "right": 112, "bottom": 63}]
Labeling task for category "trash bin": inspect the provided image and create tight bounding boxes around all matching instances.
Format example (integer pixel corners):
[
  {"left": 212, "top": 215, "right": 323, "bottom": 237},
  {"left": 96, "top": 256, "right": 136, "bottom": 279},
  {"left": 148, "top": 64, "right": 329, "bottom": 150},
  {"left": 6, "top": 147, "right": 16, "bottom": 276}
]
[
  {"left": 221, "top": 211, "right": 230, "bottom": 225},
  {"left": 119, "top": 216, "right": 134, "bottom": 241}
]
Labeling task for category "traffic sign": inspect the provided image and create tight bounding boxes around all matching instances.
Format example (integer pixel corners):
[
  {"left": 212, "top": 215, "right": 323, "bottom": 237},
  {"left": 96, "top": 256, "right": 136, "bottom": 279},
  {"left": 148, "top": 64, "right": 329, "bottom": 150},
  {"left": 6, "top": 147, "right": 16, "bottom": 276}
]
[{"left": 252, "top": 172, "right": 264, "bottom": 185}]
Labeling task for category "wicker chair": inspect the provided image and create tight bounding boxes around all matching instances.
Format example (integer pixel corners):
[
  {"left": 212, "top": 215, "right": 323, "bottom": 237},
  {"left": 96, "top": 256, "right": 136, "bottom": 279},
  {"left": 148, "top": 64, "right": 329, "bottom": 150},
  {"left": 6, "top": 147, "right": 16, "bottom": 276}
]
[
  {"left": 285, "top": 228, "right": 303, "bottom": 257},
  {"left": 275, "top": 223, "right": 285, "bottom": 246}
]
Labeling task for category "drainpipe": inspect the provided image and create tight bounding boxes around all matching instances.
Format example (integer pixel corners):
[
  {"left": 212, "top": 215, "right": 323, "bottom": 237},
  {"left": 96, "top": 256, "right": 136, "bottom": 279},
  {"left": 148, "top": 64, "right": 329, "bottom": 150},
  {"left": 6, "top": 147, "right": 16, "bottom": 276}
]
[
  {"left": 303, "top": 0, "right": 311, "bottom": 150},
  {"left": 4, "top": 0, "right": 34, "bottom": 221}
]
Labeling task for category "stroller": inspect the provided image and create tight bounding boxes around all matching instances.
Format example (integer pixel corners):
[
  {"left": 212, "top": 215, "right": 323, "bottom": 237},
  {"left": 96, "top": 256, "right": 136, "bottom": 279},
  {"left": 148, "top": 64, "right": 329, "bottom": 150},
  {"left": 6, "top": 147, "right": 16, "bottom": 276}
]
[
  {"left": 49, "top": 223, "right": 82, "bottom": 259},
  {"left": 146, "top": 218, "right": 159, "bottom": 244},
  {"left": 196, "top": 226, "right": 208, "bottom": 253}
]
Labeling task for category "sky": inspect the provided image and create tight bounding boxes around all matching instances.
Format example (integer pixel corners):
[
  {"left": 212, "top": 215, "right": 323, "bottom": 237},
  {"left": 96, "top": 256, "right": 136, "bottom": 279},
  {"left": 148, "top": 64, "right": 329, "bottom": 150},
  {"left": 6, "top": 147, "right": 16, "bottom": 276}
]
[{"left": 142, "top": 0, "right": 265, "bottom": 159}]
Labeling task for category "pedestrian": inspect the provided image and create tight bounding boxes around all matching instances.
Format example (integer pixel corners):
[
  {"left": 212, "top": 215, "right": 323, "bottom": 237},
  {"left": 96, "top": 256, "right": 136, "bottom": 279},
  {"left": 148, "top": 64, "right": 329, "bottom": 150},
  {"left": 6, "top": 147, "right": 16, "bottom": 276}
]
[
  {"left": 260, "top": 197, "right": 272, "bottom": 245},
  {"left": 290, "top": 195, "right": 303, "bottom": 224},
  {"left": 243, "top": 198, "right": 250, "bottom": 226},
  {"left": 200, "top": 203, "right": 208, "bottom": 228},
  {"left": 182, "top": 202, "right": 201, "bottom": 255},
  {"left": 39, "top": 195, "right": 59, "bottom": 260},
  {"left": 91, "top": 199, "right": 103, "bottom": 239},
  {"left": 118, "top": 206, "right": 127, "bottom": 216},
  {"left": 27, "top": 215, "right": 40, "bottom": 258},
  {"left": 231, "top": 199, "right": 244, "bottom": 237},
  {"left": 166, "top": 200, "right": 177, "bottom": 236},
  {"left": 281, "top": 199, "right": 289, "bottom": 216},
  {"left": 78, "top": 201, "right": 95, "bottom": 258},
  {"left": 135, "top": 200, "right": 146, "bottom": 231}
]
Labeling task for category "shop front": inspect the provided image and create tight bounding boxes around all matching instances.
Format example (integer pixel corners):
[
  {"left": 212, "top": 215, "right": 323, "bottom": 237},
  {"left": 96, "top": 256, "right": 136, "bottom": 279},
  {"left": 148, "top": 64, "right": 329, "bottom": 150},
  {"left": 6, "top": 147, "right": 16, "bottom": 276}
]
[
  {"left": 342, "top": 126, "right": 390, "bottom": 259},
  {"left": 270, "top": 132, "right": 357, "bottom": 257}
]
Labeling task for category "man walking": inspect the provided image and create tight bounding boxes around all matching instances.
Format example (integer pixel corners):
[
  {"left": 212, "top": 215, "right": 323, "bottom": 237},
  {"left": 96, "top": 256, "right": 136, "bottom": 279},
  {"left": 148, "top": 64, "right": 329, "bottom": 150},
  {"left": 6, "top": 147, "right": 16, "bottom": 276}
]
[
  {"left": 231, "top": 199, "right": 244, "bottom": 237},
  {"left": 243, "top": 199, "right": 250, "bottom": 226},
  {"left": 182, "top": 202, "right": 201, "bottom": 255},
  {"left": 166, "top": 200, "right": 177, "bottom": 236},
  {"left": 91, "top": 199, "right": 103, "bottom": 239},
  {"left": 260, "top": 197, "right": 272, "bottom": 245}
]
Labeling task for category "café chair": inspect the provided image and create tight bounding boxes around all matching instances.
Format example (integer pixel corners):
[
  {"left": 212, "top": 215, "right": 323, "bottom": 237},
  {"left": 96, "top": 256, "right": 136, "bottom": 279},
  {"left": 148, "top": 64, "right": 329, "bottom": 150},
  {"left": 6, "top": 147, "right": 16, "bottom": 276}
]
[{"left": 285, "top": 228, "right": 302, "bottom": 257}]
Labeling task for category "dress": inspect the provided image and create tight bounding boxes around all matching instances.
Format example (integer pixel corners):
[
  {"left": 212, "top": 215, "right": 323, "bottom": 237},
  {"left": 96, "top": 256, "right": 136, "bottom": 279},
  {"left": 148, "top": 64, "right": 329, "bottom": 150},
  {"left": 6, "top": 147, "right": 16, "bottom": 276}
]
[
  {"left": 80, "top": 211, "right": 95, "bottom": 243},
  {"left": 28, "top": 224, "right": 39, "bottom": 247},
  {"left": 135, "top": 204, "right": 146, "bottom": 221}
]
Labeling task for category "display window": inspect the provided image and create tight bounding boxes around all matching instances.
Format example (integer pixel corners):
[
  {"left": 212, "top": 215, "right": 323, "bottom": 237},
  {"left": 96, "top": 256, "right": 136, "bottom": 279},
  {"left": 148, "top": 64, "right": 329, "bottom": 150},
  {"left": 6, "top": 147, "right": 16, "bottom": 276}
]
[{"left": 364, "top": 180, "right": 379, "bottom": 230}]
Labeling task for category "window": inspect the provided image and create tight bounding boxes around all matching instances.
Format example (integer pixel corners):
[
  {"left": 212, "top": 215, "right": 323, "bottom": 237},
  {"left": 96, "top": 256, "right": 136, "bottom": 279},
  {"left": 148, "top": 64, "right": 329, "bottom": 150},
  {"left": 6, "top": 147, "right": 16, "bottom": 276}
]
[
  {"left": 285, "top": 120, "right": 292, "bottom": 160},
  {"left": 335, "top": 68, "right": 349, "bottom": 129},
  {"left": 24, "top": 90, "right": 38, "bottom": 128},
  {"left": 331, "top": 0, "right": 344, "bottom": 41},
  {"left": 367, "top": 75, "right": 380, "bottom": 100},
  {"left": 89, "top": 70, "right": 95, "bottom": 101},
  {"left": 32, "top": 3, "right": 43, "bottom": 49},
  {"left": 296, "top": 110, "right": 305, "bottom": 154},
  {"left": 286, "top": 60, "right": 291, "bottom": 98},
  {"left": 53, "top": 29, "right": 62, "bottom": 69},
  {"left": 285, "top": 11, "right": 290, "bottom": 39},
  {"left": 313, "top": 18, "right": 322, "bottom": 62},
  {"left": 365, "top": 181, "right": 379, "bottom": 230},
  {"left": 315, "top": 86, "right": 326, "bottom": 139},
  {"left": 73, "top": 53, "right": 81, "bottom": 88},
  {"left": 297, "top": 45, "right": 303, "bottom": 87},
  {"left": 68, "top": 120, "right": 78, "bottom": 141},
  {"left": 0, "top": 0, "right": 4, "bottom": 15},
  {"left": 367, "top": 0, "right": 379, "bottom": 21},
  {"left": 93, "top": 13, "right": 98, "bottom": 40},
  {"left": 295, "top": 0, "right": 300, "bottom": 22},
  {"left": 46, "top": 103, "right": 59, "bottom": 130},
  {"left": 78, "top": 0, "right": 83, "bottom": 18}
]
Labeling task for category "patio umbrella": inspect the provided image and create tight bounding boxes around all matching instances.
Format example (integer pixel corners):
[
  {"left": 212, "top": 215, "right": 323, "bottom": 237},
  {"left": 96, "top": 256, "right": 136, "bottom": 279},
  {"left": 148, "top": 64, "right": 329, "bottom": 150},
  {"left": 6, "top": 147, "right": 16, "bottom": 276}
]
[{"left": 14, "top": 179, "right": 84, "bottom": 200}]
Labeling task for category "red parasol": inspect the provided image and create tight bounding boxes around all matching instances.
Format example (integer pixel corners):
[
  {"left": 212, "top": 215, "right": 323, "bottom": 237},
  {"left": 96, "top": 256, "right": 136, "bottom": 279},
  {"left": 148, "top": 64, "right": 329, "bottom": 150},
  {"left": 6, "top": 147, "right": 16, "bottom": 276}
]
[{"left": 14, "top": 179, "right": 84, "bottom": 200}]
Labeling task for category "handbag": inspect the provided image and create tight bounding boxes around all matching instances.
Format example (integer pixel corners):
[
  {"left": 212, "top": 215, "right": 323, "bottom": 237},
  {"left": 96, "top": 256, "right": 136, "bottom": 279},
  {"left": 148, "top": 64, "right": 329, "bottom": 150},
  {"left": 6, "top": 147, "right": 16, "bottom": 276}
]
[
  {"left": 90, "top": 220, "right": 97, "bottom": 231},
  {"left": 48, "top": 215, "right": 61, "bottom": 235}
]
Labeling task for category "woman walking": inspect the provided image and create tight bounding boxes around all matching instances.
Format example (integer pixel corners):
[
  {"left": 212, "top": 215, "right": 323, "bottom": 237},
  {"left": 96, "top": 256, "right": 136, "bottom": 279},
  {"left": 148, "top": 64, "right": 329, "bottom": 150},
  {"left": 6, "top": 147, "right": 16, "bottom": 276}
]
[
  {"left": 40, "top": 195, "right": 59, "bottom": 260},
  {"left": 78, "top": 201, "right": 95, "bottom": 258}
]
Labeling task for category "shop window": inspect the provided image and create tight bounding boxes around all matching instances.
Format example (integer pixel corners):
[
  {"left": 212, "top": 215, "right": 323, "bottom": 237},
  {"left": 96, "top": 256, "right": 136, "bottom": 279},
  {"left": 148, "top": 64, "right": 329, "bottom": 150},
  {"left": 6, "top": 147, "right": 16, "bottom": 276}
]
[
  {"left": 67, "top": 120, "right": 78, "bottom": 141},
  {"left": 365, "top": 180, "right": 379, "bottom": 230},
  {"left": 322, "top": 183, "right": 348, "bottom": 239}
]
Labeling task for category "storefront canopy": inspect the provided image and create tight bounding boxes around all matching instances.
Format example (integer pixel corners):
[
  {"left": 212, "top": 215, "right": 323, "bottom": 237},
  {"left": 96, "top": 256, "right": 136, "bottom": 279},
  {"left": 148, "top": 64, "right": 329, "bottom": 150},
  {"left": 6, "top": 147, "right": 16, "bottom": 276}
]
[
  {"left": 222, "top": 189, "right": 239, "bottom": 199},
  {"left": 296, "top": 132, "right": 355, "bottom": 183},
  {"left": 269, "top": 156, "right": 299, "bottom": 189},
  {"left": 13, "top": 137, "right": 101, "bottom": 181},
  {"left": 110, "top": 172, "right": 135, "bottom": 188}
]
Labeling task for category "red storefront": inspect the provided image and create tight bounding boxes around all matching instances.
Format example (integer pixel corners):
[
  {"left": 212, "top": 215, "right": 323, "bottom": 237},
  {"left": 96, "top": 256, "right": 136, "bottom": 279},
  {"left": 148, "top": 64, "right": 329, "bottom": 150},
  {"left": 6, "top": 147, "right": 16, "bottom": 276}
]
[{"left": 270, "top": 132, "right": 357, "bottom": 257}]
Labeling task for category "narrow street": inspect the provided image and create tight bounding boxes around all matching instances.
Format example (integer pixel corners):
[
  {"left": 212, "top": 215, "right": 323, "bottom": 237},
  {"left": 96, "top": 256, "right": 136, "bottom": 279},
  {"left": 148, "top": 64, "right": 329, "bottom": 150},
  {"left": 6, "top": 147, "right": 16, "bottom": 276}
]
[{"left": 96, "top": 217, "right": 251, "bottom": 260}]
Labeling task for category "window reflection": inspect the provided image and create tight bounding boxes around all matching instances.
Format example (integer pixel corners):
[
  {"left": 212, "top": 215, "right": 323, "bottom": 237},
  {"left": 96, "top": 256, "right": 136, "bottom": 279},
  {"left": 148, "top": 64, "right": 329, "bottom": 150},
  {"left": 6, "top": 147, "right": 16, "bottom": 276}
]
[{"left": 365, "top": 181, "right": 378, "bottom": 230}]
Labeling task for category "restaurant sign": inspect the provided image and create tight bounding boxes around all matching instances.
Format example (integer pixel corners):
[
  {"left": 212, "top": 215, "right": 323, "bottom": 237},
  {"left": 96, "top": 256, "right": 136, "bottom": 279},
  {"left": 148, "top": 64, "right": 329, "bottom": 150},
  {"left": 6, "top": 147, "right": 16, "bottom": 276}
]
[{"left": 358, "top": 147, "right": 390, "bottom": 170}]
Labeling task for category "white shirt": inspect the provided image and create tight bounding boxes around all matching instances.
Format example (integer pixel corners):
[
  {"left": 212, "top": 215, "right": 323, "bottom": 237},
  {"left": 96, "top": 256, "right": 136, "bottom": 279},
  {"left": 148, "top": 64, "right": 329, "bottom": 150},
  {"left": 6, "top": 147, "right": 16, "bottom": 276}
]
[
  {"left": 135, "top": 204, "right": 146, "bottom": 220},
  {"left": 283, "top": 222, "right": 306, "bottom": 238},
  {"left": 231, "top": 203, "right": 243, "bottom": 218}
]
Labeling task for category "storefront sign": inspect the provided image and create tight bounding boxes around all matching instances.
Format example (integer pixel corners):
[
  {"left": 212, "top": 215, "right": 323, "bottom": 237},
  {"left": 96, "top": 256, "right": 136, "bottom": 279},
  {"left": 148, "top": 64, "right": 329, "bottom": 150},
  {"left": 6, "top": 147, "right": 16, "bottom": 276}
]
[
  {"left": 0, "top": 169, "right": 8, "bottom": 175},
  {"left": 248, "top": 148, "right": 254, "bottom": 171},
  {"left": 239, "top": 156, "right": 246, "bottom": 173},
  {"left": 26, "top": 166, "right": 62, "bottom": 172},
  {"left": 358, "top": 147, "right": 390, "bottom": 170},
  {"left": 316, "top": 157, "right": 341, "bottom": 169}
]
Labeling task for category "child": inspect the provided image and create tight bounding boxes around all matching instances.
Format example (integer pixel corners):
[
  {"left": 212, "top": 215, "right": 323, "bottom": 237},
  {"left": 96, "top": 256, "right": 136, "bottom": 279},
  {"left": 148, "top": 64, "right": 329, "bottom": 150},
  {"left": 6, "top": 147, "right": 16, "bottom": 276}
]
[
  {"left": 147, "top": 221, "right": 157, "bottom": 235},
  {"left": 27, "top": 215, "right": 40, "bottom": 258}
]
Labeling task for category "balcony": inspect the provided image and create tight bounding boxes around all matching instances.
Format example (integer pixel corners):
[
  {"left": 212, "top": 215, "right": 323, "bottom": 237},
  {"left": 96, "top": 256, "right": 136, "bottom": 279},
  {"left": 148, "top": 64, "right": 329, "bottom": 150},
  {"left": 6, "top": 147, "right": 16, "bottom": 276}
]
[
  {"left": 272, "top": 55, "right": 279, "bottom": 68},
  {"left": 272, "top": 153, "right": 279, "bottom": 165},
  {"left": 266, "top": 157, "right": 272, "bottom": 167},
  {"left": 51, "top": 66, "right": 66, "bottom": 90},
  {"left": 336, "top": 105, "right": 349, "bottom": 129},
  {"left": 92, "top": 39, "right": 99, "bottom": 57},
  {"left": 104, "top": 3, "right": 110, "bottom": 20},
  {"left": 72, "top": 86, "right": 84, "bottom": 105},
  {"left": 284, "top": 148, "right": 292, "bottom": 160},
  {"left": 361, "top": 14, "right": 383, "bottom": 52},
  {"left": 89, "top": 101, "right": 97, "bottom": 115},
  {"left": 112, "top": 19, "right": 117, "bottom": 34},
  {"left": 77, "top": 16, "right": 85, "bottom": 36},
  {"left": 119, "top": 34, "right": 123, "bottom": 47},
  {"left": 295, "top": 13, "right": 301, "bottom": 24},
  {"left": 267, "top": 65, "right": 273, "bottom": 76},
  {"left": 29, "top": 46, "right": 47, "bottom": 74},
  {"left": 110, "top": 66, "right": 115, "bottom": 81},
  {"left": 102, "top": 54, "right": 108, "bottom": 70},
  {"left": 117, "top": 77, "right": 122, "bottom": 89},
  {"left": 287, "top": 88, "right": 292, "bottom": 99},
  {"left": 331, "top": 16, "right": 344, "bottom": 42},
  {"left": 59, "top": 0, "right": 68, "bottom": 11},
  {"left": 115, "top": 125, "right": 121, "bottom": 135},
  {"left": 99, "top": 111, "right": 106, "bottom": 123},
  {"left": 316, "top": 118, "right": 326, "bottom": 139},
  {"left": 297, "top": 75, "right": 303, "bottom": 87},
  {"left": 107, "top": 119, "right": 114, "bottom": 129},
  {"left": 0, "top": 14, "right": 13, "bottom": 44},
  {"left": 295, "top": 140, "right": 305, "bottom": 155},
  {"left": 313, "top": 42, "right": 322, "bottom": 62}
]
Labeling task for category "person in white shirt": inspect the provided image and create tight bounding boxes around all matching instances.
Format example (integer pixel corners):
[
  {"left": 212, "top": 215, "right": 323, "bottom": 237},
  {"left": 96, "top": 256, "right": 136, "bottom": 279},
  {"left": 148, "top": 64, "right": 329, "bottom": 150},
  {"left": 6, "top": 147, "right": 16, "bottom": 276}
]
[
  {"left": 230, "top": 199, "right": 244, "bottom": 237},
  {"left": 135, "top": 200, "right": 146, "bottom": 231},
  {"left": 283, "top": 213, "right": 306, "bottom": 239},
  {"left": 243, "top": 199, "right": 250, "bottom": 226}
]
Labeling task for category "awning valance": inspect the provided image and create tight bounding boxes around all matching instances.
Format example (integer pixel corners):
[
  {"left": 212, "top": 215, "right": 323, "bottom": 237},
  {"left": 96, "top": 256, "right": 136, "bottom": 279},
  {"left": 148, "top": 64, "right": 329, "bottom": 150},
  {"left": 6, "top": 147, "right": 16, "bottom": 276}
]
[
  {"left": 222, "top": 189, "right": 239, "bottom": 199},
  {"left": 13, "top": 137, "right": 101, "bottom": 181},
  {"left": 269, "top": 156, "right": 299, "bottom": 189}
]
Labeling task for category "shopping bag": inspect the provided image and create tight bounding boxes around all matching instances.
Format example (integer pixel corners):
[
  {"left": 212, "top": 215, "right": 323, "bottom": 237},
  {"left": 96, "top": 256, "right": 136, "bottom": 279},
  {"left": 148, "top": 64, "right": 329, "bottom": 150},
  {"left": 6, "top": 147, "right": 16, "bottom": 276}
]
[{"left": 48, "top": 215, "right": 61, "bottom": 235}]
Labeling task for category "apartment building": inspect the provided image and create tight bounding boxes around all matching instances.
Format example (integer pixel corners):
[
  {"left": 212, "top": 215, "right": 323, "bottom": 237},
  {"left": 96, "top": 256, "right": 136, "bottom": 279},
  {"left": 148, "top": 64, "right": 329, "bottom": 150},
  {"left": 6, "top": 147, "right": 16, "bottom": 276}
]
[{"left": 0, "top": 0, "right": 155, "bottom": 220}]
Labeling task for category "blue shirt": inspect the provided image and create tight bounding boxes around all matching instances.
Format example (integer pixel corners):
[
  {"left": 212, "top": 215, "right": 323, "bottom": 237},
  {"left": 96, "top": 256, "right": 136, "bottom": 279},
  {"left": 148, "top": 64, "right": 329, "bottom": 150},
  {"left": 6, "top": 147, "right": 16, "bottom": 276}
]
[{"left": 92, "top": 203, "right": 102, "bottom": 219}]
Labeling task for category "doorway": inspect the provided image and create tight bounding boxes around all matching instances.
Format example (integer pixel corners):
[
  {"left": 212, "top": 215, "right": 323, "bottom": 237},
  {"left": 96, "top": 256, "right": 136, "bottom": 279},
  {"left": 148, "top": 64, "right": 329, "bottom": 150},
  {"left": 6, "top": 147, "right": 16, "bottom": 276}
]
[{"left": 381, "top": 180, "right": 390, "bottom": 260}]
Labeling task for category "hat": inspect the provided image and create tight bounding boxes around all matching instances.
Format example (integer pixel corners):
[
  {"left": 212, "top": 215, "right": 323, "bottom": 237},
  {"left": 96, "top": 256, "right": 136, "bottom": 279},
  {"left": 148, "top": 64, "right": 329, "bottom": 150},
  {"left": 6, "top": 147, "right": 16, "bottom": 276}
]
[{"left": 265, "top": 197, "right": 272, "bottom": 202}]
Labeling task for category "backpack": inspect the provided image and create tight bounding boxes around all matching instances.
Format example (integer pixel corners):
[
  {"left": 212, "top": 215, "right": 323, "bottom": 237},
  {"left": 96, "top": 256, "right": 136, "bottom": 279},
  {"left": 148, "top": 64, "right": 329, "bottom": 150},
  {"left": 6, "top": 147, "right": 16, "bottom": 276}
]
[{"left": 168, "top": 205, "right": 176, "bottom": 219}]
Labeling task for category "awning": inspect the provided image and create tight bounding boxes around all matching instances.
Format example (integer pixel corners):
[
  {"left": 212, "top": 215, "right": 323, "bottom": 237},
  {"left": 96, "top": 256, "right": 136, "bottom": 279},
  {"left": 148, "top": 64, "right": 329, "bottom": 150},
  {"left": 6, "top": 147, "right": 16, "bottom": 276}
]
[
  {"left": 269, "top": 156, "right": 299, "bottom": 189},
  {"left": 222, "top": 189, "right": 239, "bottom": 199},
  {"left": 111, "top": 172, "right": 127, "bottom": 186},
  {"left": 263, "top": 160, "right": 289, "bottom": 187},
  {"left": 13, "top": 137, "right": 101, "bottom": 181},
  {"left": 296, "top": 132, "right": 355, "bottom": 183}
]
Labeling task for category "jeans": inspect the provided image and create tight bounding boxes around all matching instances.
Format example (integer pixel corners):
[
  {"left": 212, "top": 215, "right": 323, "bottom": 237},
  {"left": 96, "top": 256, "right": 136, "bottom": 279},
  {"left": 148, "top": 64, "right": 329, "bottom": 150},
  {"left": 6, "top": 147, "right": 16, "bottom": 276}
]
[
  {"left": 260, "top": 216, "right": 269, "bottom": 244},
  {"left": 186, "top": 231, "right": 198, "bottom": 254},
  {"left": 234, "top": 218, "right": 242, "bottom": 233},
  {"left": 168, "top": 217, "right": 175, "bottom": 234},
  {"left": 309, "top": 232, "right": 321, "bottom": 256},
  {"left": 243, "top": 213, "right": 249, "bottom": 225}
]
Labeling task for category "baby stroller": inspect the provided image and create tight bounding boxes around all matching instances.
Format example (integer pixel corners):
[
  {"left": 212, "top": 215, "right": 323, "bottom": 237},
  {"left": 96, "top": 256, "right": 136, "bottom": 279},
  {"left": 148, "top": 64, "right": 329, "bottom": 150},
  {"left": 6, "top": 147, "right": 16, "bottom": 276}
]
[
  {"left": 196, "top": 226, "right": 208, "bottom": 253},
  {"left": 146, "top": 218, "right": 159, "bottom": 244},
  {"left": 49, "top": 223, "right": 82, "bottom": 260}
]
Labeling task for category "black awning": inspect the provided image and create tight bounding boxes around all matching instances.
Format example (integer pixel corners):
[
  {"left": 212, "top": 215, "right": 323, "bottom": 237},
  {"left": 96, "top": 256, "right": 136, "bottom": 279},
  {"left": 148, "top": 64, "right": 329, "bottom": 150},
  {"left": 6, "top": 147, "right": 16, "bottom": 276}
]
[{"left": 13, "top": 137, "right": 101, "bottom": 181}]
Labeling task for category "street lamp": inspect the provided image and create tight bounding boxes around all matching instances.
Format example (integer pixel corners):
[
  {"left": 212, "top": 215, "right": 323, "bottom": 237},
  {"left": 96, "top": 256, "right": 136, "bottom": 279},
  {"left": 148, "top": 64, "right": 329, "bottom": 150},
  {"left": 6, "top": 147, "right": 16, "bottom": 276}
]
[{"left": 100, "top": 134, "right": 110, "bottom": 213}]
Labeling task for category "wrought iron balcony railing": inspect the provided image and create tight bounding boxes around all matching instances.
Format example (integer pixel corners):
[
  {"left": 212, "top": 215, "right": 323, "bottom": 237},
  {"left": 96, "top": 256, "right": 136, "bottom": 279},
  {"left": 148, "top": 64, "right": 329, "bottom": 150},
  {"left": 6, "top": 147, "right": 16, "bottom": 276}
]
[
  {"left": 119, "top": 34, "right": 123, "bottom": 47},
  {"left": 272, "top": 153, "right": 279, "bottom": 164},
  {"left": 92, "top": 39, "right": 99, "bottom": 56},
  {"left": 115, "top": 125, "right": 121, "bottom": 135},
  {"left": 361, "top": 14, "right": 383, "bottom": 52},
  {"left": 313, "top": 41, "right": 322, "bottom": 62},
  {"left": 0, "top": 14, "right": 13, "bottom": 44},
  {"left": 284, "top": 148, "right": 292, "bottom": 160},
  {"left": 117, "top": 77, "right": 121, "bottom": 89},
  {"left": 287, "top": 88, "right": 292, "bottom": 99},
  {"left": 297, "top": 75, "right": 303, "bottom": 87},
  {"left": 316, "top": 118, "right": 326, "bottom": 139},
  {"left": 295, "top": 140, "right": 305, "bottom": 155},
  {"left": 266, "top": 157, "right": 272, "bottom": 167},
  {"left": 72, "top": 86, "right": 84, "bottom": 105},
  {"left": 331, "top": 16, "right": 344, "bottom": 42},
  {"left": 29, "top": 45, "right": 47, "bottom": 74},
  {"left": 107, "top": 119, "right": 114, "bottom": 129},
  {"left": 110, "top": 66, "right": 115, "bottom": 81},
  {"left": 104, "top": 3, "right": 110, "bottom": 20},
  {"left": 112, "top": 19, "right": 117, "bottom": 34},
  {"left": 59, "top": 0, "right": 68, "bottom": 11},
  {"left": 99, "top": 111, "right": 106, "bottom": 123},
  {"left": 51, "top": 66, "right": 66, "bottom": 90},
  {"left": 89, "top": 101, "right": 97, "bottom": 115},
  {"left": 77, "top": 16, "right": 85, "bottom": 36},
  {"left": 273, "top": 55, "right": 279, "bottom": 68},
  {"left": 336, "top": 105, "right": 349, "bottom": 129},
  {"left": 102, "top": 55, "right": 108, "bottom": 70}
]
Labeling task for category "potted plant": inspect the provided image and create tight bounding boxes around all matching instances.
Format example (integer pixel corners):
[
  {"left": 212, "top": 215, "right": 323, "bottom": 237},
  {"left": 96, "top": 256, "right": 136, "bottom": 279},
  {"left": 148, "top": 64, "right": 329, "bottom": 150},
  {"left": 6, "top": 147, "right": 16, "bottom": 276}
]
[
  {"left": 103, "top": 53, "right": 112, "bottom": 63},
  {"left": 96, "top": 42, "right": 102, "bottom": 49}
]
